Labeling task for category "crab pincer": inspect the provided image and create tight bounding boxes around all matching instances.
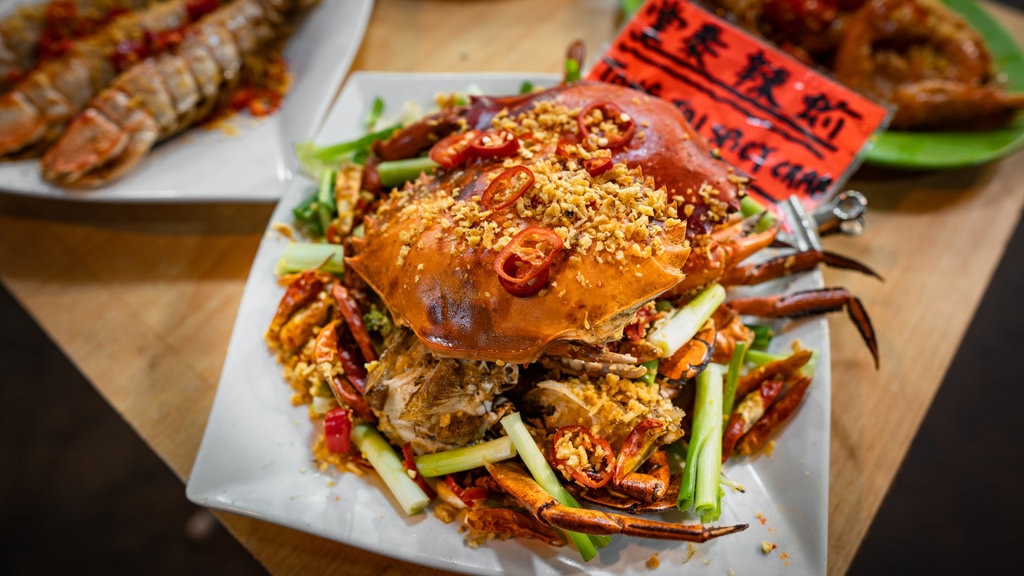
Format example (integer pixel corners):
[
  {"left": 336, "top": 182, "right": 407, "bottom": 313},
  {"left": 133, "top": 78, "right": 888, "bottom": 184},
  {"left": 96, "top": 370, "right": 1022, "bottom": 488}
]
[{"left": 485, "top": 461, "right": 748, "bottom": 542}]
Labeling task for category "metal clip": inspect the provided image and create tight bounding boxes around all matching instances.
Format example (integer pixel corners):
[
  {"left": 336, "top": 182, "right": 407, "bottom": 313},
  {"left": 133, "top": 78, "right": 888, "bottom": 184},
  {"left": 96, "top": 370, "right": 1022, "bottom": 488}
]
[
  {"left": 812, "top": 189, "right": 868, "bottom": 238},
  {"left": 778, "top": 195, "right": 822, "bottom": 252}
]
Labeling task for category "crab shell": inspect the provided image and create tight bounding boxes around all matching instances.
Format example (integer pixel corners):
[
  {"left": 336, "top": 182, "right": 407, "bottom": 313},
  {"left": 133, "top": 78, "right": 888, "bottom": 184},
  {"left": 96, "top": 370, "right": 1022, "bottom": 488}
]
[{"left": 345, "top": 82, "right": 744, "bottom": 364}]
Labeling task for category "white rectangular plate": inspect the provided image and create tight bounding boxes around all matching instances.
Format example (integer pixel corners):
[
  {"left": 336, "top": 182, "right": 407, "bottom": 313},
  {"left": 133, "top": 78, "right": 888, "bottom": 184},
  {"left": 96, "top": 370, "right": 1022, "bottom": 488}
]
[
  {"left": 187, "top": 71, "right": 831, "bottom": 575},
  {"left": 0, "top": 0, "right": 373, "bottom": 202}
]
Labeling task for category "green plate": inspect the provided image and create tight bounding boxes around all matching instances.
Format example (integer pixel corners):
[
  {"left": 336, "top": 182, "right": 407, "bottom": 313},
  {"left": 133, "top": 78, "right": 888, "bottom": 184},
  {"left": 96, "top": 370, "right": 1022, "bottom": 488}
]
[{"left": 864, "top": 0, "right": 1024, "bottom": 169}]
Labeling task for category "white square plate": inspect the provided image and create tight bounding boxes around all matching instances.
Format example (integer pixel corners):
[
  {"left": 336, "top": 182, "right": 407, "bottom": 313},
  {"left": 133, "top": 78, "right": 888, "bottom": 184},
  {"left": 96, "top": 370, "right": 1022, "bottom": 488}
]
[
  {"left": 0, "top": 0, "right": 373, "bottom": 202},
  {"left": 187, "top": 71, "right": 831, "bottom": 575}
]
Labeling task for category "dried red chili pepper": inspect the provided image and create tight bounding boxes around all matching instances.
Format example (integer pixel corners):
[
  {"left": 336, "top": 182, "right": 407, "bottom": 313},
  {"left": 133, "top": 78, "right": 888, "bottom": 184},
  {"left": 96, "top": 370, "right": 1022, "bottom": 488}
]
[
  {"left": 401, "top": 444, "right": 438, "bottom": 499},
  {"left": 443, "top": 475, "right": 488, "bottom": 508},
  {"left": 481, "top": 166, "right": 534, "bottom": 210},
  {"left": 583, "top": 156, "right": 613, "bottom": 177},
  {"left": 429, "top": 129, "right": 481, "bottom": 168},
  {"left": 493, "top": 226, "right": 564, "bottom": 297},
  {"left": 550, "top": 425, "right": 615, "bottom": 489},
  {"left": 578, "top": 100, "right": 636, "bottom": 149},
  {"left": 470, "top": 130, "right": 519, "bottom": 159},
  {"left": 323, "top": 406, "right": 352, "bottom": 455}
]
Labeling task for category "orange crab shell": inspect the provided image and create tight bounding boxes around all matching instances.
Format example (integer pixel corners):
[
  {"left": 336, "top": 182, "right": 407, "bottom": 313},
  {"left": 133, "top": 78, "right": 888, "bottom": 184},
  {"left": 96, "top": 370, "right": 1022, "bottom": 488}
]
[{"left": 346, "top": 82, "right": 742, "bottom": 364}]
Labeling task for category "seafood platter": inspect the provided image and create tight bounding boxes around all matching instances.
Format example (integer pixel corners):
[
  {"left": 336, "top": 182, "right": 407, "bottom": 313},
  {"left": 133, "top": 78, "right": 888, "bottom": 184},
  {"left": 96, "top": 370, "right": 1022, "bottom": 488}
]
[
  {"left": 187, "top": 69, "right": 884, "bottom": 574},
  {"left": 0, "top": 0, "right": 373, "bottom": 200},
  {"left": 185, "top": 1, "right": 1024, "bottom": 575}
]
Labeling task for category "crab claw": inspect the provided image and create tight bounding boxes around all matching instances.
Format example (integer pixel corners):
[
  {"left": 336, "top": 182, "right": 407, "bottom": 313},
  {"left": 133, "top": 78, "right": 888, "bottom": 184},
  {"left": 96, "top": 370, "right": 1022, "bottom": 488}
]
[
  {"left": 486, "top": 461, "right": 748, "bottom": 542},
  {"left": 727, "top": 287, "right": 879, "bottom": 369},
  {"left": 721, "top": 249, "right": 883, "bottom": 286}
]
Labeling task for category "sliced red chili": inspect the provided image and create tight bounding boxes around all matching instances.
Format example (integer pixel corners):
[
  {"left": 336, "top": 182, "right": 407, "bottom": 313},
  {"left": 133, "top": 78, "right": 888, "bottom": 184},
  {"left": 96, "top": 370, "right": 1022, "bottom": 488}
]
[
  {"left": 401, "top": 444, "right": 438, "bottom": 499},
  {"left": 493, "top": 226, "right": 564, "bottom": 297},
  {"left": 578, "top": 100, "right": 636, "bottom": 149},
  {"left": 323, "top": 407, "right": 352, "bottom": 455},
  {"left": 550, "top": 425, "right": 615, "bottom": 489},
  {"left": 583, "top": 156, "right": 613, "bottom": 177},
  {"left": 469, "top": 130, "right": 519, "bottom": 159},
  {"left": 443, "top": 475, "right": 488, "bottom": 508},
  {"left": 429, "top": 129, "right": 481, "bottom": 169},
  {"left": 481, "top": 166, "right": 534, "bottom": 210}
]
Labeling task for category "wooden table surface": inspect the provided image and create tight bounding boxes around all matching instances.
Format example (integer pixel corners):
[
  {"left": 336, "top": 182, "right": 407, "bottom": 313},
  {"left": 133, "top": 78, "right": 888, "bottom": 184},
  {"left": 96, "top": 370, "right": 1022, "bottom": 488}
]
[{"left": 2, "top": 1, "right": 1023, "bottom": 575}]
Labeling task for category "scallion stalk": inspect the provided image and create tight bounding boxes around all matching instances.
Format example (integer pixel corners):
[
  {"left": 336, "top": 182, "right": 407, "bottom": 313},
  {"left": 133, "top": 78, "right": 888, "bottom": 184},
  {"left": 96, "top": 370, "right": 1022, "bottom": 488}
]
[
  {"left": 294, "top": 125, "right": 400, "bottom": 178},
  {"left": 351, "top": 424, "right": 431, "bottom": 516},
  {"left": 317, "top": 169, "right": 336, "bottom": 237},
  {"left": 414, "top": 436, "right": 517, "bottom": 477},
  {"left": 722, "top": 341, "right": 749, "bottom": 419},
  {"left": 646, "top": 283, "right": 726, "bottom": 357},
  {"left": 274, "top": 242, "right": 344, "bottom": 277},
  {"left": 377, "top": 157, "right": 438, "bottom": 188},
  {"left": 500, "top": 412, "right": 603, "bottom": 562},
  {"left": 678, "top": 363, "right": 724, "bottom": 524},
  {"left": 739, "top": 196, "right": 779, "bottom": 231},
  {"left": 745, "top": 349, "right": 819, "bottom": 377}
]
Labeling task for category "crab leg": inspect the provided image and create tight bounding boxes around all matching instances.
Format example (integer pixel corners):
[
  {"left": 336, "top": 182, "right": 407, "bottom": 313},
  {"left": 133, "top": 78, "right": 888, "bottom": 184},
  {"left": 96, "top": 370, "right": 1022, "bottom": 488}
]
[
  {"left": 736, "top": 375, "right": 813, "bottom": 456},
  {"left": 727, "top": 287, "right": 879, "bottom": 368},
  {"left": 720, "top": 249, "right": 883, "bottom": 286},
  {"left": 487, "top": 461, "right": 748, "bottom": 541}
]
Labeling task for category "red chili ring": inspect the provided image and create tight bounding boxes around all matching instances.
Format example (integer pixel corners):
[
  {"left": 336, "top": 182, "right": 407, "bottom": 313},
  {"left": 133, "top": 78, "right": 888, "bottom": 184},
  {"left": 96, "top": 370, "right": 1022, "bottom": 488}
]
[
  {"left": 481, "top": 166, "right": 534, "bottom": 210},
  {"left": 470, "top": 129, "right": 519, "bottom": 159},
  {"left": 429, "top": 129, "right": 481, "bottom": 169},
  {"left": 583, "top": 156, "right": 613, "bottom": 177},
  {"left": 493, "top": 226, "right": 564, "bottom": 297},
  {"left": 577, "top": 100, "right": 636, "bottom": 149}
]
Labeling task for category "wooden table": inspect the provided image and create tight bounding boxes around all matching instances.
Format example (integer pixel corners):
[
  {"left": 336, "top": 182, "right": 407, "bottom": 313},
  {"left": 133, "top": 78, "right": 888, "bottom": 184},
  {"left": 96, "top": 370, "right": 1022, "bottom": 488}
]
[{"left": 2, "top": 1, "right": 1022, "bottom": 574}]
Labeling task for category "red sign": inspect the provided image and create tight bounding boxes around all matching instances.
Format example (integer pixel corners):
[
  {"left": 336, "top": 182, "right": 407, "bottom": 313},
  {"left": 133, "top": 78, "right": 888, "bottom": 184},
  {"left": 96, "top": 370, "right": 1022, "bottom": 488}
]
[{"left": 587, "top": 0, "right": 890, "bottom": 208}]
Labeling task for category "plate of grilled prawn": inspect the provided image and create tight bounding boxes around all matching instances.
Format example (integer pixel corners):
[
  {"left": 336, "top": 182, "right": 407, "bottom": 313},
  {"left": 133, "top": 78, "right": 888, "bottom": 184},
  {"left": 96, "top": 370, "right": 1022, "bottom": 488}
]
[
  {"left": 188, "top": 71, "right": 886, "bottom": 575},
  {"left": 0, "top": 0, "right": 373, "bottom": 200}
]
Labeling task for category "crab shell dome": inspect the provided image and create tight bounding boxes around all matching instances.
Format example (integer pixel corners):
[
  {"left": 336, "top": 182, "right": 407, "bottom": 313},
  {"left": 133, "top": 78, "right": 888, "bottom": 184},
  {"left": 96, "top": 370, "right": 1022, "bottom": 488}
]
[{"left": 346, "top": 83, "right": 738, "bottom": 364}]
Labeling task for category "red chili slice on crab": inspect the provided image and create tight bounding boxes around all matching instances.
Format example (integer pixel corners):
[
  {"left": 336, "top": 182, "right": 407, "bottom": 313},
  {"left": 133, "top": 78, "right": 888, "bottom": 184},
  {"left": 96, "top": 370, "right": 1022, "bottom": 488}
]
[
  {"left": 583, "top": 156, "right": 613, "bottom": 177},
  {"left": 323, "top": 406, "right": 352, "bottom": 455},
  {"left": 429, "top": 129, "right": 481, "bottom": 168},
  {"left": 469, "top": 129, "right": 519, "bottom": 159},
  {"left": 578, "top": 100, "right": 636, "bottom": 149},
  {"left": 550, "top": 425, "right": 615, "bottom": 489},
  {"left": 493, "top": 226, "right": 564, "bottom": 297},
  {"left": 481, "top": 166, "right": 534, "bottom": 210}
]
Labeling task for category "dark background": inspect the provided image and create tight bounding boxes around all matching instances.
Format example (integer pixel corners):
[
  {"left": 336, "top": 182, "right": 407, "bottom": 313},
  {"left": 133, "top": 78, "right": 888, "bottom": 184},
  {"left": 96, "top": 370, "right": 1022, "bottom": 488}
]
[{"left": 3, "top": 1, "right": 1024, "bottom": 574}]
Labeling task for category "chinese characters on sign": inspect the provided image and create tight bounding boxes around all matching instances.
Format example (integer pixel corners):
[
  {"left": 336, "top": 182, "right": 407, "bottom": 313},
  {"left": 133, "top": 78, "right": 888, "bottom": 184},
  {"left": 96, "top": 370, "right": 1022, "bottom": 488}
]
[{"left": 587, "top": 0, "right": 890, "bottom": 208}]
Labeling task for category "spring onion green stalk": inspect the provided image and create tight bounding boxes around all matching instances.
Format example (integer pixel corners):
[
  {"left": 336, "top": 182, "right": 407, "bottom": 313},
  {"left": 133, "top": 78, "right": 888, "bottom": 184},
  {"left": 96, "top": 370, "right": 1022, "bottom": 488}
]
[
  {"left": 739, "top": 196, "right": 779, "bottom": 232},
  {"left": 377, "top": 157, "right": 439, "bottom": 188},
  {"left": 640, "top": 358, "right": 659, "bottom": 385},
  {"left": 620, "top": 0, "right": 644, "bottom": 18},
  {"left": 564, "top": 57, "right": 581, "bottom": 83},
  {"left": 317, "top": 169, "right": 336, "bottom": 236},
  {"left": 365, "top": 96, "right": 385, "bottom": 131},
  {"left": 678, "top": 363, "right": 724, "bottom": 523},
  {"left": 646, "top": 283, "right": 726, "bottom": 357},
  {"left": 294, "top": 125, "right": 400, "bottom": 178},
  {"left": 747, "top": 324, "right": 774, "bottom": 350},
  {"left": 722, "top": 341, "right": 748, "bottom": 419},
  {"left": 519, "top": 81, "right": 535, "bottom": 94},
  {"left": 500, "top": 412, "right": 604, "bottom": 562},
  {"left": 414, "top": 436, "right": 517, "bottom": 477},
  {"left": 351, "top": 424, "right": 431, "bottom": 515},
  {"left": 274, "top": 242, "right": 344, "bottom": 277},
  {"left": 744, "top": 348, "right": 819, "bottom": 377}
]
